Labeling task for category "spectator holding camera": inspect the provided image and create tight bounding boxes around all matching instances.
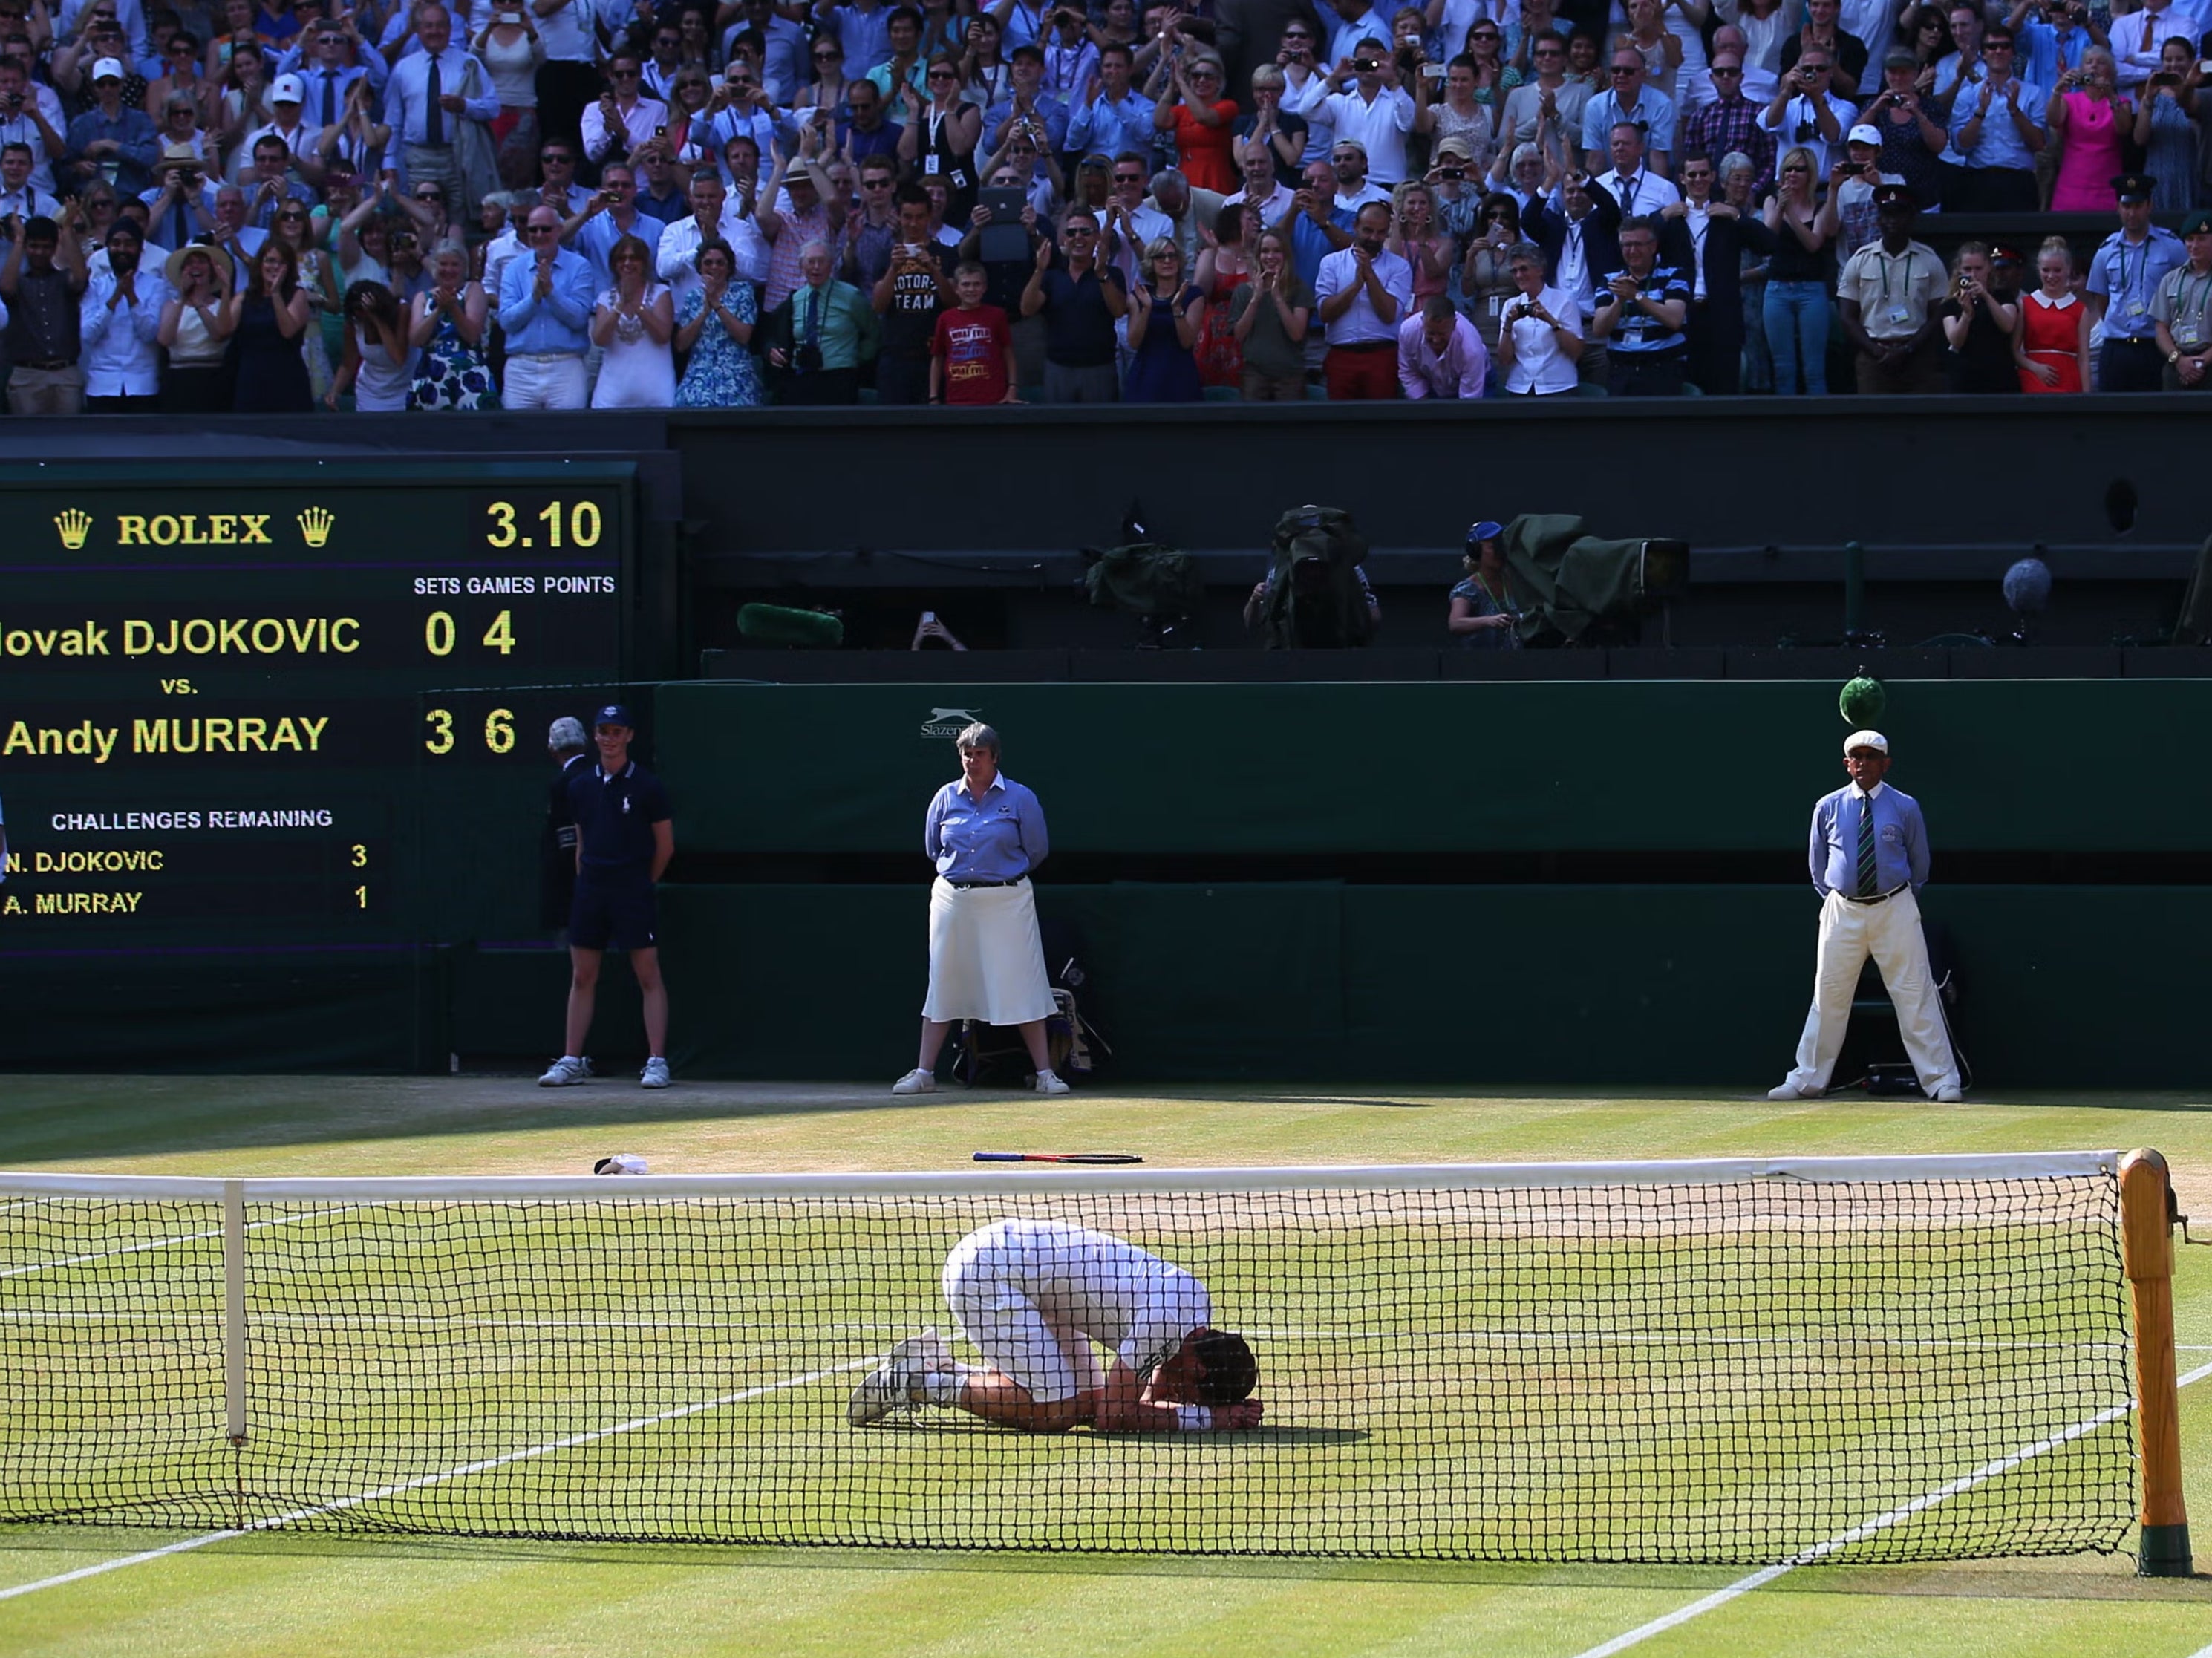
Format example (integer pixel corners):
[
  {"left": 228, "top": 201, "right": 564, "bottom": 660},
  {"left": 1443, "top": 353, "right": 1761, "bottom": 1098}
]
[
  {"left": 1760, "top": 145, "right": 1830, "bottom": 394},
  {"left": 872, "top": 180, "right": 950, "bottom": 402},
  {"left": 2046, "top": 45, "right": 2126, "bottom": 210},
  {"left": 2131, "top": 38, "right": 2198, "bottom": 212},
  {"left": 1777, "top": 0, "right": 1866, "bottom": 99},
  {"left": 1860, "top": 48, "right": 1946, "bottom": 209},
  {"left": 1939, "top": 240, "right": 2017, "bottom": 393},
  {"left": 763, "top": 237, "right": 878, "bottom": 403},
  {"left": 2107, "top": 0, "right": 2192, "bottom": 93},
  {"left": 1759, "top": 46, "right": 1853, "bottom": 177},
  {"left": 0, "top": 58, "right": 65, "bottom": 198},
  {"left": 1322, "top": 36, "right": 1416, "bottom": 184},
  {"left": 1492, "top": 239, "right": 1582, "bottom": 396}
]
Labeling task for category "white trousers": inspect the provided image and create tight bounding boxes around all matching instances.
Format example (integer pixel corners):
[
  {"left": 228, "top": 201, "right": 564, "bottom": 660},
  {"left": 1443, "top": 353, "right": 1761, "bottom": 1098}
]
[
  {"left": 503, "top": 353, "right": 589, "bottom": 410},
  {"left": 1785, "top": 887, "right": 1959, "bottom": 1095}
]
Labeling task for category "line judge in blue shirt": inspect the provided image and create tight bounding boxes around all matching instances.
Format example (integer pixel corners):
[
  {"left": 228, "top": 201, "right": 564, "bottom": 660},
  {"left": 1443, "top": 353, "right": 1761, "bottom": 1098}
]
[
  {"left": 1771, "top": 730, "right": 1963, "bottom": 1102},
  {"left": 893, "top": 721, "right": 1069, "bottom": 1097}
]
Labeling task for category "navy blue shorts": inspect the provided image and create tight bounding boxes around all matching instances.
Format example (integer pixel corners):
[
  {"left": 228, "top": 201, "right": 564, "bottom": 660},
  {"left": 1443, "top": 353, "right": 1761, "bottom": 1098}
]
[{"left": 569, "top": 877, "right": 658, "bottom": 951}]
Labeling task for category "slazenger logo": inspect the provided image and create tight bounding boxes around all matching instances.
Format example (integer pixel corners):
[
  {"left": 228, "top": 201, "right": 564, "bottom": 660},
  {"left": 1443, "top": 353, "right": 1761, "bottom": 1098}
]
[{"left": 920, "top": 706, "right": 981, "bottom": 739}]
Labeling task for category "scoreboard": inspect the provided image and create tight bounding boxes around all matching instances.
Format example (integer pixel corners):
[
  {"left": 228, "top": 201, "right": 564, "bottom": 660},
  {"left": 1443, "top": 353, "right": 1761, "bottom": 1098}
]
[{"left": 0, "top": 461, "right": 635, "bottom": 955}]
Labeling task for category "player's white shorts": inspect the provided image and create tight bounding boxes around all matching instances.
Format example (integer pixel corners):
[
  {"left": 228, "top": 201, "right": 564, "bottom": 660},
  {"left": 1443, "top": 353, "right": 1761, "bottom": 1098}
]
[{"left": 942, "top": 1231, "right": 1109, "bottom": 1406}]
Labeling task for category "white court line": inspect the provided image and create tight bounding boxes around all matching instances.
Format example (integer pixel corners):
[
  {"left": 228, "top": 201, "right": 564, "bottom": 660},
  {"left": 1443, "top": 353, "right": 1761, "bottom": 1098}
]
[
  {"left": 1570, "top": 1357, "right": 2212, "bottom": 1658},
  {"left": 0, "top": 1355, "right": 877, "bottom": 1605},
  {"left": 0, "top": 1206, "right": 369, "bottom": 1282}
]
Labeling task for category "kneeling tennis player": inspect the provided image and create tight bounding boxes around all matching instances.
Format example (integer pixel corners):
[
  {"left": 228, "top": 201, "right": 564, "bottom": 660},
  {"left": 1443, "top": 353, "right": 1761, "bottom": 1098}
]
[{"left": 848, "top": 1218, "right": 1263, "bottom": 1432}]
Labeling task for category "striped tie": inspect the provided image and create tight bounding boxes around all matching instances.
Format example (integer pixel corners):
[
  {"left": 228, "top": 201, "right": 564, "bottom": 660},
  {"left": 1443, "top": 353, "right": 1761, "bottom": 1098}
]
[{"left": 1856, "top": 794, "right": 1879, "bottom": 898}]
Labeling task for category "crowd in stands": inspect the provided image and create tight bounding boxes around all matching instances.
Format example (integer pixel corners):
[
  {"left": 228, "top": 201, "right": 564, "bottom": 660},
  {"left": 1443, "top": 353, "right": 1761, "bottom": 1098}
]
[{"left": 3, "top": 0, "right": 2211, "bottom": 410}]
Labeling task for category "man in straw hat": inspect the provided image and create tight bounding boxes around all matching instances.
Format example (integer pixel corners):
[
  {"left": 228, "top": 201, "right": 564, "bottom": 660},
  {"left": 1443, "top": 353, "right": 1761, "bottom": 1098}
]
[{"left": 1770, "top": 730, "right": 1964, "bottom": 1102}]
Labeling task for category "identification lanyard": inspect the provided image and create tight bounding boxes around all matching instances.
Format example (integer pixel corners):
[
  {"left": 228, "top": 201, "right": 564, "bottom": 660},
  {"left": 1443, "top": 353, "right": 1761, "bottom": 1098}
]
[
  {"left": 1876, "top": 247, "right": 1914, "bottom": 324},
  {"left": 2179, "top": 269, "right": 2212, "bottom": 344},
  {"left": 2120, "top": 237, "right": 2151, "bottom": 316}
]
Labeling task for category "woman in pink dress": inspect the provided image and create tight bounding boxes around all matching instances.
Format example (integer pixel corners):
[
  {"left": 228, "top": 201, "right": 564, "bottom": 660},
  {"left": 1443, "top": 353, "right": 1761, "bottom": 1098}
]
[{"left": 2046, "top": 47, "right": 2129, "bottom": 212}]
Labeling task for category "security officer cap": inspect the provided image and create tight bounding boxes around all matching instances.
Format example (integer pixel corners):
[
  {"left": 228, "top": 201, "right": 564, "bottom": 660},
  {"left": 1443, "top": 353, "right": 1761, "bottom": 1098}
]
[{"left": 2113, "top": 172, "right": 2156, "bottom": 203}]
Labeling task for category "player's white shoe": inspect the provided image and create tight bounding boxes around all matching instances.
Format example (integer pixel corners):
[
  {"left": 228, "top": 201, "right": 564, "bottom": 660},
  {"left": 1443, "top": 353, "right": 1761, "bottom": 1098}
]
[
  {"left": 847, "top": 1327, "right": 956, "bottom": 1426},
  {"left": 891, "top": 1068, "right": 937, "bottom": 1095},
  {"left": 1931, "top": 1082, "right": 1964, "bottom": 1103},
  {"left": 640, "top": 1057, "right": 671, "bottom": 1089},
  {"left": 1034, "top": 1068, "right": 1071, "bottom": 1096},
  {"left": 1767, "top": 1081, "right": 1822, "bottom": 1100},
  {"left": 538, "top": 1057, "right": 590, "bottom": 1088}
]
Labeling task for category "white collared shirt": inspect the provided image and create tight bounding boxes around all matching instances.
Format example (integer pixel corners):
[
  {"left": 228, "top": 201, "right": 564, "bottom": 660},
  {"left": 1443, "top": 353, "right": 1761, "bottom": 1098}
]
[{"left": 1595, "top": 167, "right": 1680, "bottom": 218}]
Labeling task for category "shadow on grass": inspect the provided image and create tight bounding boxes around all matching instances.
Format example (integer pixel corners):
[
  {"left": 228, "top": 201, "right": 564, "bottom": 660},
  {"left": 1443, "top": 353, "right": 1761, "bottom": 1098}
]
[
  {"left": 2, "top": 1529, "right": 2204, "bottom": 1601},
  {"left": 0, "top": 1077, "right": 2206, "bottom": 1166}
]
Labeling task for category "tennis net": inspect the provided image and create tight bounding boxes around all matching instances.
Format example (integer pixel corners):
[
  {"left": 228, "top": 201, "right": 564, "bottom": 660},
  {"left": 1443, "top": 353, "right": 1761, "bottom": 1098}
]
[{"left": 0, "top": 1154, "right": 2139, "bottom": 1562}]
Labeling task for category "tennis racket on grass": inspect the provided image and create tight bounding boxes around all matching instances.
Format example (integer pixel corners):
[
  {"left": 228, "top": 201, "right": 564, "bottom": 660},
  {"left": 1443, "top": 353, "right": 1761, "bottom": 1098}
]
[{"left": 973, "top": 1152, "right": 1144, "bottom": 1165}]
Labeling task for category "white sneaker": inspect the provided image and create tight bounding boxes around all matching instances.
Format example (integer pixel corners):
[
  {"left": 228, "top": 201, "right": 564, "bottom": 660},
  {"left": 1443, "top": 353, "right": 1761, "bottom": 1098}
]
[
  {"left": 846, "top": 1327, "right": 954, "bottom": 1426},
  {"left": 1034, "top": 1068, "right": 1071, "bottom": 1095},
  {"left": 1932, "top": 1083, "right": 1964, "bottom": 1103},
  {"left": 1767, "top": 1081, "right": 1822, "bottom": 1100},
  {"left": 890, "top": 1068, "right": 936, "bottom": 1096},
  {"left": 640, "top": 1057, "right": 671, "bottom": 1089},
  {"left": 538, "top": 1056, "right": 590, "bottom": 1088}
]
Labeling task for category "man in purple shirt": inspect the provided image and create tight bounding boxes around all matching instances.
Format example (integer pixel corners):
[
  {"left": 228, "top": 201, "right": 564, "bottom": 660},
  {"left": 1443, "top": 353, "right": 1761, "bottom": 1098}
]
[{"left": 1397, "top": 293, "right": 1487, "bottom": 396}]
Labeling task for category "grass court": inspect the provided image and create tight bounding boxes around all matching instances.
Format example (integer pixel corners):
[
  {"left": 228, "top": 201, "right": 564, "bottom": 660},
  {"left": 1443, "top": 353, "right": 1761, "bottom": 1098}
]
[{"left": 1, "top": 1075, "right": 2209, "bottom": 1657}]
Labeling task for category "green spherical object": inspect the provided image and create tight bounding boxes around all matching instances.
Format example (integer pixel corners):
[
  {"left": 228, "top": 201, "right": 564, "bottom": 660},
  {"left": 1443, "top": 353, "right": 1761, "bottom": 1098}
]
[{"left": 1839, "top": 674, "right": 1886, "bottom": 727}]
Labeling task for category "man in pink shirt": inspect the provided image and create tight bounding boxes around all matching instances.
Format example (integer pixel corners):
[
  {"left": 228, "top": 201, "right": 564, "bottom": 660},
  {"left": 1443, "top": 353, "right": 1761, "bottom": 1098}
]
[{"left": 1397, "top": 293, "right": 1487, "bottom": 397}]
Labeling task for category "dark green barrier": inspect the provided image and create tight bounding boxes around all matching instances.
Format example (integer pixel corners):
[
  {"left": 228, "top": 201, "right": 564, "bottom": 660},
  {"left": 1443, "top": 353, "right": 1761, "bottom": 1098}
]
[
  {"left": 654, "top": 882, "right": 2208, "bottom": 1087},
  {"left": 657, "top": 679, "right": 2212, "bottom": 856}
]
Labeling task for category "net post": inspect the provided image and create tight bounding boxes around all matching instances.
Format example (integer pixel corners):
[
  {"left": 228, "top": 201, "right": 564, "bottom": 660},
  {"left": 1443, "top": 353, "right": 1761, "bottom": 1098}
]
[
  {"left": 2120, "top": 1148, "right": 2192, "bottom": 1577},
  {"left": 223, "top": 1178, "right": 247, "bottom": 1449}
]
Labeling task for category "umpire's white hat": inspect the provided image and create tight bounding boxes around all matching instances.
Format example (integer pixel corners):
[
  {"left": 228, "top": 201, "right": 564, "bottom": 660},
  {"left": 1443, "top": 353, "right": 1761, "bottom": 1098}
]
[{"left": 1843, "top": 729, "right": 1889, "bottom": 754}]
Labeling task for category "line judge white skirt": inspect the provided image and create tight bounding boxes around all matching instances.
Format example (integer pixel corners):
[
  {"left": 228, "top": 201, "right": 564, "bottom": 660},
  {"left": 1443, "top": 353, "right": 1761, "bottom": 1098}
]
[{"left": 921, "top": 876, "right": 1056, "bottom": 1026}]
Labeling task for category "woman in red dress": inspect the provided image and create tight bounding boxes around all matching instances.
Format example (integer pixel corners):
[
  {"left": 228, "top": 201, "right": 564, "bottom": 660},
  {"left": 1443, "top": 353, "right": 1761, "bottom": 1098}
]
[
  {"left": 2014, "top": 235, "right": 2089, "bottom": 393},
  {"left": 1154, "top": 56, "right": 1239, "bottom": 193}
]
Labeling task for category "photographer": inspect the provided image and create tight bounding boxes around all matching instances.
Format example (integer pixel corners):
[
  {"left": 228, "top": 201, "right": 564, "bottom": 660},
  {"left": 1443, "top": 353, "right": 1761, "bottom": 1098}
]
[
  {"left": 1758, "top": 47, "right": 1852, "bottom": 177},
  {"left": 1939, "top": 240, "right": 2017, "bottom": 394},
  {"left": 0, "top": 56, "right": 64, "bottom": 195},
  {"left": 1321, "top": 34, "right": 1415, "bottom": 184},
  {"left": 1492, "top": 241, "right": 1582, "bottom": 396},
  {"left": 1859, "top": 49, "right": 1946, "bottom": 210},
  {"left": 1777, "top": 0, "right": 1867, "bottom": 99},
  {"left": 1814, "top": 123, "right": 1902, "bottom": 258},
  {"left": 2133, "top": 38, "right": 2199, "bottom": 212},
  {"left": 2106, "top": 0, "right": 2191, "bottom": 93},
  {"left": 2046, "top": 45, "right": 2125, "bottom": 210}
]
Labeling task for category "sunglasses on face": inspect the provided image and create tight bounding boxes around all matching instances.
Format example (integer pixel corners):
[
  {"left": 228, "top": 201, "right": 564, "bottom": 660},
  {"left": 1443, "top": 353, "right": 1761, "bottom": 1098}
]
[
  {"left": 1712, "top": 64, "right": 1742, "bottom": 74},
  {"left": 1611, "top": 64, "right": 1640, "bottom": 75}
]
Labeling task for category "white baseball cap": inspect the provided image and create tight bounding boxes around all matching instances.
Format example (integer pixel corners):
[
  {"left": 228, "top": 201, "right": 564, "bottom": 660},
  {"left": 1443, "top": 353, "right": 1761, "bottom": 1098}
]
[
  {"left": 91, "top": 56, "right": 125, "bottom": 81},
  {"left": 1846, "top": 123, "right": 1882, "bottom": 147},
  {"left": 1843, "top": 730, "right": 1889, "bottom": 755},
  {"left": 272, "top": 73, "right": 306, "bottom": 102}
]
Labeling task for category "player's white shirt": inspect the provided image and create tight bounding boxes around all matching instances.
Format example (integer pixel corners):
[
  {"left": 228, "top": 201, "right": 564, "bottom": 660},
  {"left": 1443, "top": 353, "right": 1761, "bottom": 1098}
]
[{"left": 943, "top": 1218, "right": 1210, "bottom": 1380}]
